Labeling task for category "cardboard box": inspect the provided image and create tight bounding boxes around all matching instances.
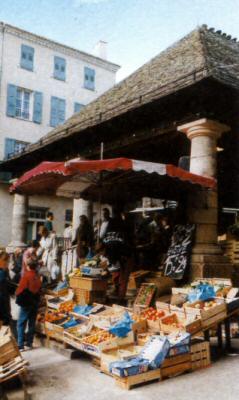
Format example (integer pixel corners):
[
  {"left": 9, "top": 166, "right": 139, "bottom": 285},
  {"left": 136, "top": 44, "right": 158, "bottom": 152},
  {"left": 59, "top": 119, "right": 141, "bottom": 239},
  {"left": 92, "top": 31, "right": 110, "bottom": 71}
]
[
  {"left": 69, "top": 276, "right": 107, "bottom": 291},
  {"left": 101, "top": 344, "right": 143, "bottom": 373}
]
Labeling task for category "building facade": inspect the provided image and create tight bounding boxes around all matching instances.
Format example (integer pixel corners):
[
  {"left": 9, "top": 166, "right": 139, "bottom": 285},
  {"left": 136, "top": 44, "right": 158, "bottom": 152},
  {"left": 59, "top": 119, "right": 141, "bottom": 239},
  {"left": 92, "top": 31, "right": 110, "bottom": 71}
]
[{"left": 0, "top": 22, "right": 120, "bottom": 246}]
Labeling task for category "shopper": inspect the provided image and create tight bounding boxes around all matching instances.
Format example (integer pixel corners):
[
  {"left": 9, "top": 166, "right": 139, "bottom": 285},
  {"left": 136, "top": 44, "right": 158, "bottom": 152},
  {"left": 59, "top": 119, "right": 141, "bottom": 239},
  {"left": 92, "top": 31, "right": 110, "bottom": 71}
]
[
  {"left": 73, "top": 215, "right": 94, "bottom": 260},
  {"left": 16, "top": 257, "right": 42, "bottom": 351},
  {"left": 44, "top": 211, "right": 54, "bottom": 232},
  {"left": 0, "top": 251, "right": 11, "bottom": 325},
  {"left": 22, "top": 240, "right": 40, "bottom": 276},
  {"left": 11, "top": 248, "right": 23, "bottom": 284}
]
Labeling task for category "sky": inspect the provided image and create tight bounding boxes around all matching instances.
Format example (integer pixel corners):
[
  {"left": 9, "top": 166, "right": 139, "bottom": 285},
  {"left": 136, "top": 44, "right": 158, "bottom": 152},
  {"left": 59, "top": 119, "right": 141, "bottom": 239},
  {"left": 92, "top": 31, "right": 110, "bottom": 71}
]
[{"left": 1, "top": 0, "right": 239, "bottom": 81}]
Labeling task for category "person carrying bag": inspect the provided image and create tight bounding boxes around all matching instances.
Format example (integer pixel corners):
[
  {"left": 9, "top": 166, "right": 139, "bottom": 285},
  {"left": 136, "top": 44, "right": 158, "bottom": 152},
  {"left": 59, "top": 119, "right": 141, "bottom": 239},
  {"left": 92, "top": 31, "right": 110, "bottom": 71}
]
[{"left": 16, "top": 257, "right": 42, "bottom": 351}]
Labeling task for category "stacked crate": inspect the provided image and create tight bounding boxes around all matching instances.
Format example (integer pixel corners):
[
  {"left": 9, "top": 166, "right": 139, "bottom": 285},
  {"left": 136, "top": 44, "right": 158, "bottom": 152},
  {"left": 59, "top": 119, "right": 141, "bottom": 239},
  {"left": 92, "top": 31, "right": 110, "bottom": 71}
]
[{"left": 69, "top": 276, "right": 107, "bottom": 305}]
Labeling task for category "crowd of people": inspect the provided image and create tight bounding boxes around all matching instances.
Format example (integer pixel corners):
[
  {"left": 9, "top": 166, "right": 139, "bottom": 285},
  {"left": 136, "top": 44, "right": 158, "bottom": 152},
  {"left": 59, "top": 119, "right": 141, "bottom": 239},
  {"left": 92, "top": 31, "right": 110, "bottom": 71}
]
[
  {"left": 0, "top": 207, "right": 173, "bottom": 352},
  {"left": 0, "top": 211, "right": 58, "bottom": 351}
]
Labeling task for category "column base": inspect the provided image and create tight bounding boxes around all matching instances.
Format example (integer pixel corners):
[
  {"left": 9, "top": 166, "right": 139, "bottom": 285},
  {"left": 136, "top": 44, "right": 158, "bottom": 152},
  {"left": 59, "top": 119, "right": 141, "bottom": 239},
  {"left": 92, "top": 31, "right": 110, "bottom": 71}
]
[
  {"left": 189, "top": 258, "right": 234, "bottom": 282},
  {"left": 192, "top": 244, "right": 223, "bottom": 256}
]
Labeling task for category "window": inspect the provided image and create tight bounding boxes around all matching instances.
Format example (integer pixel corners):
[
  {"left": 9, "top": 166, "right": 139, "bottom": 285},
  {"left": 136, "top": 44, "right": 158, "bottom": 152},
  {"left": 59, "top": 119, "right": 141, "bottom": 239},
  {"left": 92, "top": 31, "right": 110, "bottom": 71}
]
[
  {"left": 54, "top": 56, "right": 66, "bottom": 81},
  {"left": 28, "top": 206, "right": 48, "bottom": 220},
  {"left": 6, "top": 84, "right": 43, "bottom": 124},
  {"left": 20, "top": 44, "right": 34, "bottom": 71},
  {"left": 4, "top": 138, "right": 30, "bottom": 160},
  {"left": 16, "top": 88, "right": 31, "bottom": 119},
  {"left": 50, "top": 96, "right": 66, "bottom": 127},
  {"left": 65, "top": 209, "right": 73, "bottom": 223},
  {"left": 74, "top": 102, "right": 85, "bottom": 113},
  {"left": 84, "top": 67, "right": 95, "bottom": 90}
]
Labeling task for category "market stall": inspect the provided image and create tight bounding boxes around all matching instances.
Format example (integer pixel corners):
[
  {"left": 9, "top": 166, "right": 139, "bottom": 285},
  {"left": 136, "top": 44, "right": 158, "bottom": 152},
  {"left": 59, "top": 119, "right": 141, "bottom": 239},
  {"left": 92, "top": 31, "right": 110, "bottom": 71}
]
[
  {"left": 30, "top": 276, "right": 239, "bottom": 390},
  {"left": 8, "top": 157, "right": 238, "bottom": 390}
]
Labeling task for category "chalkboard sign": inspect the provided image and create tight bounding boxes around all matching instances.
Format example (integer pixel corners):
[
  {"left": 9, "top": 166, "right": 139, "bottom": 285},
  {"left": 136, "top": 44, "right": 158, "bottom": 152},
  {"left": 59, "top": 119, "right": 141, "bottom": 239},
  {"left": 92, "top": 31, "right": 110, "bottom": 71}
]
[{"left": 164, "top": 224, "right": 195, "bottom": 280}]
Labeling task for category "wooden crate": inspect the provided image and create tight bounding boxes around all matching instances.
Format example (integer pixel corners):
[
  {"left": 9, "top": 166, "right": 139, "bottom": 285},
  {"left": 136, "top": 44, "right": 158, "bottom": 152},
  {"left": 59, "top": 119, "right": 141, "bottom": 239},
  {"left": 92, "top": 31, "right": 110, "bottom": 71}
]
[
  {"left": 44, "top": 288, "right": 69, "bottom": 297},
  {"left": 190, "top": 340, "right": 211, "bottom": 370},
  {"left": 0, "top": 336, "right": 20, "bottom": 366},
  {"left": 172, "top": 287, "right": 191, "bottom": 295},
  {"left": 73, "top": 288, "right": 106, "bottom": 305},
  {"left": 160, "top": 313, "right": 202, "bottom": 335},
  {"left": 45, "top": 320, "right": 65, "bottom": 341},
  {"left": 156, "top": 301, "right": 171, "bottom": 313},
  {"left": 114, "top": 368, "right": 161, "bottom": 390},
  {"left": 63, "top": 322, "right": 95, "bottom": 350},
  {"left": 184, "top": 302, "right": 227, "bottom": 329},
  {"left": 134, "top": 284, "right": 157, "bottom": 309},
  {"left": 0, "top": 356, "right": 28, "bottom": 384},
  {"left": 161, "top": 353, "right": 191, "bottom": 378},
  {"left": 137, "top": 333, "right": 153, "bottom": 346},
  {"left": 127, "top": 270, "right": 150, "bottom": 290},
  {"left": 112, "top": 353, "right": 191, "bottom": 390},
  {"left": 69, "top": 276, "right": 107, "bottom": 291},
  {"left": 223, "top": 240, "right": 239, "bottom": 264},
  {"left": 80, "top": 331, "right": 134, "bottom": 358}
]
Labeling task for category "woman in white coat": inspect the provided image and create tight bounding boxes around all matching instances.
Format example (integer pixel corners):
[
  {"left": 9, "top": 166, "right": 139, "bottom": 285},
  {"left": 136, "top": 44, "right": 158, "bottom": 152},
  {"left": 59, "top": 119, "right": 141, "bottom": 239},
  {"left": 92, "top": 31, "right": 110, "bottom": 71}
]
[{"left": 38, "top": 226, "right": 59, "bottom": 281}]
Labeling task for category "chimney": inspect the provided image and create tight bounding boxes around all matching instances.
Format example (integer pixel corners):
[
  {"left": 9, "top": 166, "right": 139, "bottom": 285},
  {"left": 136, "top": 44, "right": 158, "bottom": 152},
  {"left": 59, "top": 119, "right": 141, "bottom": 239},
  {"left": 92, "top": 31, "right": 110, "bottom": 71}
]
[{"left": 94, "top": 40, "right": 108, "bottom": 60}]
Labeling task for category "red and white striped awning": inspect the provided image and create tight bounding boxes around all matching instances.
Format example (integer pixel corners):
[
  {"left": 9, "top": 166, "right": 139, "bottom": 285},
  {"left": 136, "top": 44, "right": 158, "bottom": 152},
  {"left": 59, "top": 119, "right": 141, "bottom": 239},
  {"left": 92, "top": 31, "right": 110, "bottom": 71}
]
[{"left": 10, "top": 157, "right": 216, "bottom": 198}]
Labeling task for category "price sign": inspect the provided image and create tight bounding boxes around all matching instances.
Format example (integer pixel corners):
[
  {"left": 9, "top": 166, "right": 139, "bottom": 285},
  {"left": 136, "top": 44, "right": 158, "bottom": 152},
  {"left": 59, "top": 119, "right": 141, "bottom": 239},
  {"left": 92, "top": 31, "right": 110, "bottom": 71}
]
[{"left": 164, "top": 224, "right": 195, "bottom": 280}]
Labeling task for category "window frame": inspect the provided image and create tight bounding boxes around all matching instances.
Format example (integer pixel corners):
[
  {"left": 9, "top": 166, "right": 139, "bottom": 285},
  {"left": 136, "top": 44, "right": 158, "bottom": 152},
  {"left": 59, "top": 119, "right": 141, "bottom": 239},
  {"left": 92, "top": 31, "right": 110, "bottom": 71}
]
[
  {"left": 4, "top": 138, "right": 30, "bottom": 160},
  {"left": 15, "top": 87, "right": 32, "bottom": 121},
  {"left": 84, "top": 67, "right": 95, "bottom": 91},
  {"left": 54, "top": 56, "right": 66, "bottom": 81},
  {"left": 20, "top": 44, "right": 34, "bottom": 71}
]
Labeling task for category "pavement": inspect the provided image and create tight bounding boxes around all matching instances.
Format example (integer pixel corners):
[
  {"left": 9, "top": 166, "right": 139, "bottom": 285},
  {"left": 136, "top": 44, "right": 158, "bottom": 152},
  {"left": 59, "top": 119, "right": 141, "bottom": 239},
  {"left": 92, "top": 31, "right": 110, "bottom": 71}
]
[{"left": 4, "top": 341, "right": 239, "bottom": 400}]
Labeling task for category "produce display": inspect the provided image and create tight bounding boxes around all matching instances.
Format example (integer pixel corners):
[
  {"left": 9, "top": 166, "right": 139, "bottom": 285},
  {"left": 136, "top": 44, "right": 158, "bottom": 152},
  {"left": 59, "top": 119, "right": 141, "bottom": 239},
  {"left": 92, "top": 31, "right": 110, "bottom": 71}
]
[
  {"left": 34, "top": 276, "right": 239, "bottom": 390},
  {"left": 141, "top": 307, "right": 165, "bottom": 321},
  {"left": 134, "top": 284, "right": 156, "bottom": 307},
  {"left": 70, "top": 326, "right": 100, "bottom": 339},
  {"left": 82, "top": 330, "right": 114, "bottom": 345},
  {"left": 160, "top": 314, "right": 184, "bottom": 329},
  {"left": 59, "top": 300, "right": 75, "bottom": 313},
  {"left": 45, "top": 310, "right": 66, "bottom": 323},
  {"left": 185, "top": 300, "right": 218, "bottom": 310}
]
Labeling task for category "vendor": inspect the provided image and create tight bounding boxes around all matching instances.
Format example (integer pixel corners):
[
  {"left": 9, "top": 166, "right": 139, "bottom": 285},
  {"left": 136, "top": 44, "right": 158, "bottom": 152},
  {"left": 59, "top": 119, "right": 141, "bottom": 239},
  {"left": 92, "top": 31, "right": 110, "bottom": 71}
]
[
  {"left": 103, "top": 213, "right": 132, "bottom": 302},
  {"left": 72, "top": 215, "right": 94, "bottom": 261},
  {"left": 44, "top": 211, "right": 54, "bottom": 233},
  {"left": 136, "top": 212, "right": 172, "bottom": 270},
  {"left": 99, "top": 208, "right": 113, "bottom": 240},
  {"left": 38, "top": 227, "right": 59, "bottom": 281}
]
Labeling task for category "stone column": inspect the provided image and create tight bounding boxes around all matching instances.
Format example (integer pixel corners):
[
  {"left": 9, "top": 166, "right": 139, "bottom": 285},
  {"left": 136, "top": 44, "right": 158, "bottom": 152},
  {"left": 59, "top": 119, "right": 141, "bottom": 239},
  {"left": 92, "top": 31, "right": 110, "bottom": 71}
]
[
  {"left": 178, "top": 119, "right": 232, "bottom": 279},
  {"left": 72, "top": 198, "right": 93, "bottom": 232},
  {"left": 7, "top": 194, "right": 28, "bottom": 252},
  {"left": 178, "top": 118, "right": 229, "bottom": 178}
]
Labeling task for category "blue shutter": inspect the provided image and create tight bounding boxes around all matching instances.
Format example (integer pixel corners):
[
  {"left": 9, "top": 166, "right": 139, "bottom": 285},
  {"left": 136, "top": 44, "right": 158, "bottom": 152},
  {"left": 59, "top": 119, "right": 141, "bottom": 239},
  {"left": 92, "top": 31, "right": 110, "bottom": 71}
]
[
  {"left": 84, "top": 67, "right": 95, "bottom": 90},
  {"left": 20, "top": 44, "right": 34, "bottom": 71},
  {"left": 6, "top": 84, "right": 17, "bottom": 117},
  {"left": 54, "top": 56, "right": 66, "bottom": 81},
  {"left": 33, "top": 91, "right": 43, "bottom": 124},
  {"left": 50, "top": 96, "right": 58, "bottom": 127},
  {"left": 4, "top": 138, "right": 16, "bottom": 159},
  {"left": 74, "top": 102, "right": 84, "bottom": 113},
  {"left": 58, "top": 98, "right": 66, "bottom": 124}
]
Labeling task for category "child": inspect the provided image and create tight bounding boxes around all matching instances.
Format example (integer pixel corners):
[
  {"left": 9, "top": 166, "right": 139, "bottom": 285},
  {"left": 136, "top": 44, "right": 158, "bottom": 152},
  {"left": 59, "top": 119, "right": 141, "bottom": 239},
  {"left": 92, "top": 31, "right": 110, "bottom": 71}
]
[
  {"left": 0, "top": 251, "right": 11, "bottom": 325},
  {"left": 16, "top": 257, "right": 42, "bottom": 351}
]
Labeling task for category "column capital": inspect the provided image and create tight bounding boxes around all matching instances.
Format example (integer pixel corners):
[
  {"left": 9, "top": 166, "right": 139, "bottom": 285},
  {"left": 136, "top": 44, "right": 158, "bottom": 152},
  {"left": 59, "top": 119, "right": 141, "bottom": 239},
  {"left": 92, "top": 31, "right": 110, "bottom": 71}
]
[{"left": 177, "top": 118, "right": 230, "bottom": 140}]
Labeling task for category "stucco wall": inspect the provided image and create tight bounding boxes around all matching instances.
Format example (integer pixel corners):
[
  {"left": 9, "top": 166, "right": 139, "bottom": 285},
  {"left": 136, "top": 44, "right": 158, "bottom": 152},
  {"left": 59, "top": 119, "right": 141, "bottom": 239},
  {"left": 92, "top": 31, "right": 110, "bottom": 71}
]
[
  {"left": 0, "top": 183, "right": 73, "bottom": 247},
  {"left": 0, "top": 28, "right": 117, "bottom": 159}
]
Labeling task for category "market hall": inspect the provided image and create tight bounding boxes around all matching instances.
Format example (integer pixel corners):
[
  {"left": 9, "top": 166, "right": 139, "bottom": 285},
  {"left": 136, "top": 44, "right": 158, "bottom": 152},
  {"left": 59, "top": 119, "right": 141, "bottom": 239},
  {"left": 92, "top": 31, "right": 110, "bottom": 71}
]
[{"left": 1, "top": 25, "right": 239, "bottom": 394}]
